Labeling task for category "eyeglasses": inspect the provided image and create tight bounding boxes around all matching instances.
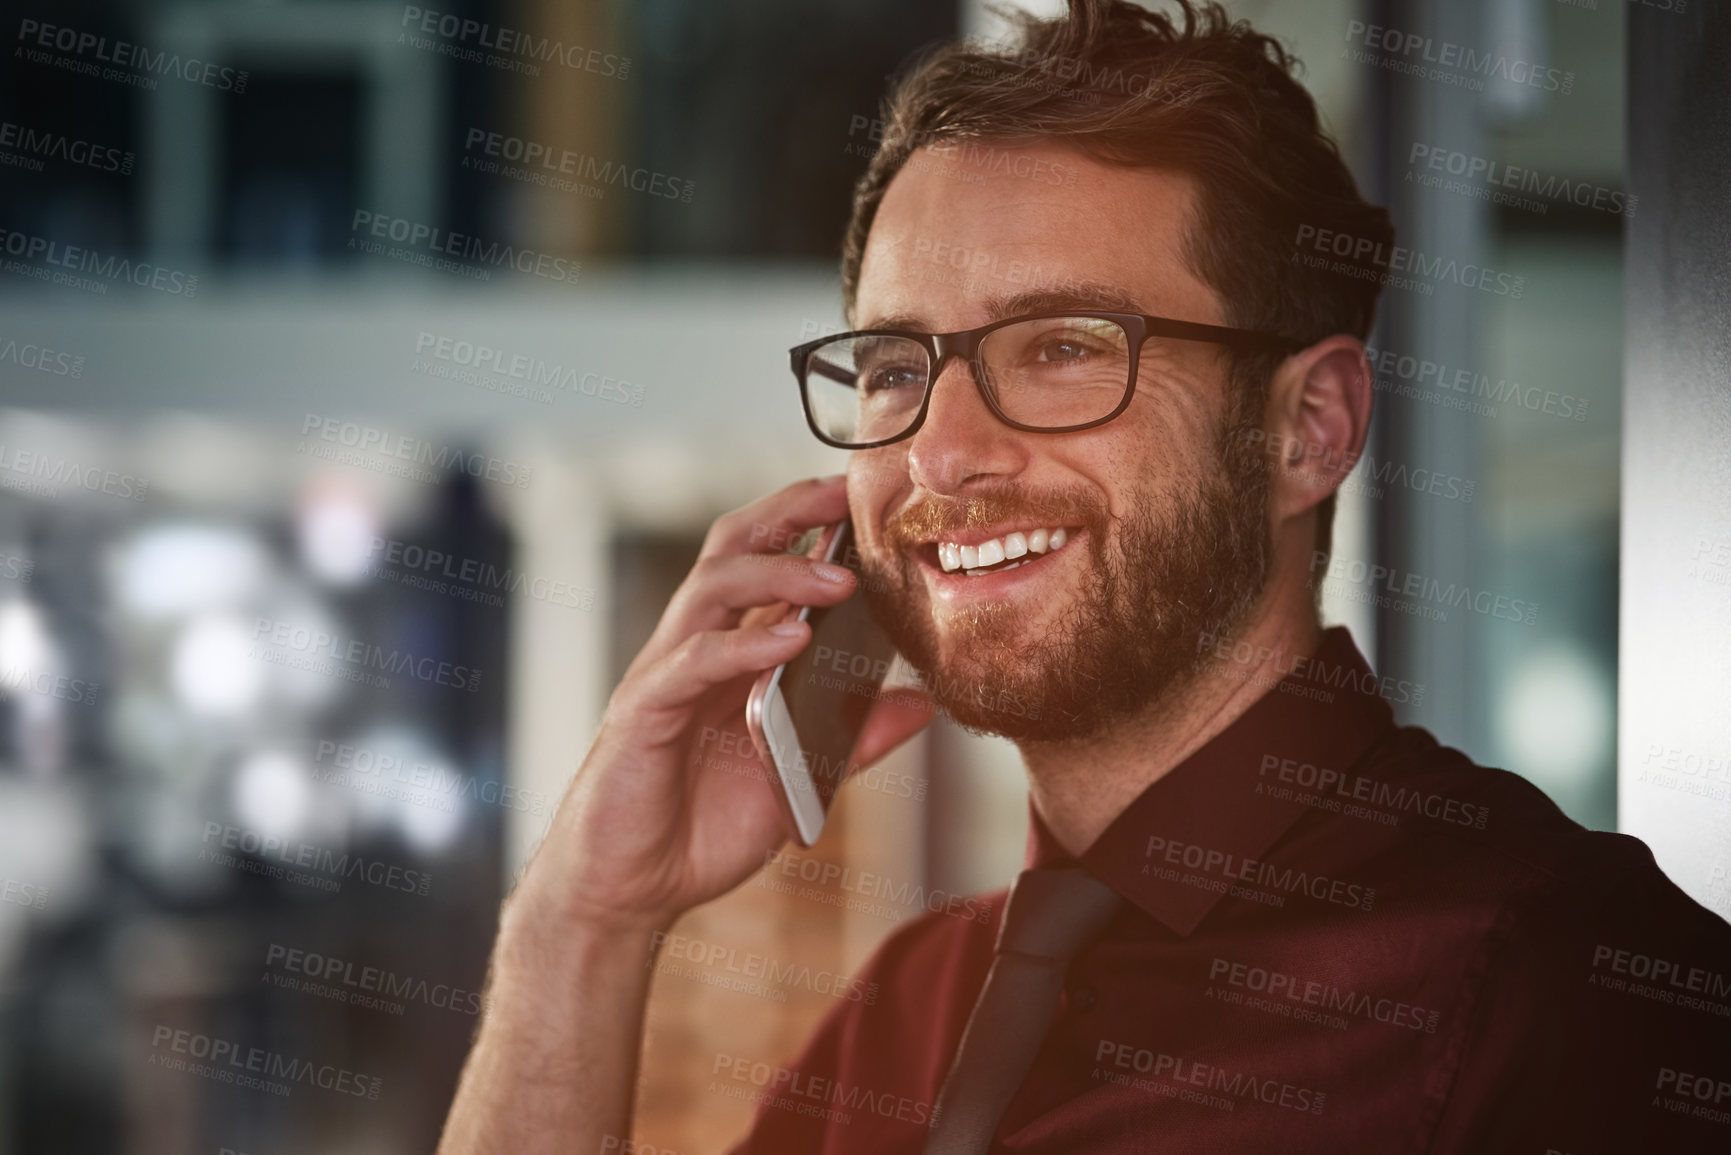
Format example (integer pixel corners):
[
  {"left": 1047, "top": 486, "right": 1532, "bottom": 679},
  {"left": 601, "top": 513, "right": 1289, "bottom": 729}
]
[{"left": 791, "top": 310, "right": 1307, "bottom": 449}]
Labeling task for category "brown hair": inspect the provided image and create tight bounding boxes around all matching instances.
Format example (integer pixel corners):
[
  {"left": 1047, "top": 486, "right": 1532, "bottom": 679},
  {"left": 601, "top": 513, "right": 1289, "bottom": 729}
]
[{"left": 839, "top": 0, "right": 1395, "bottom": 561}]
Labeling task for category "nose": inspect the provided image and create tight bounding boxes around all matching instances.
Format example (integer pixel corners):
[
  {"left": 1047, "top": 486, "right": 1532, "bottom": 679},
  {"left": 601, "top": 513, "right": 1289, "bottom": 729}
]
[{"left": 904, "top": 353, "right": 1031, "bottom": 496}]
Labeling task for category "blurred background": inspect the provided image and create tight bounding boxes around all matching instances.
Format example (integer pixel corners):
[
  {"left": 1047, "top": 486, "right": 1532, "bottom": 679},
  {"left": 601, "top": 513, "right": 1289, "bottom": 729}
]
[{"left": 0, "top": 0, "right": 1640, "bottom": 1151}]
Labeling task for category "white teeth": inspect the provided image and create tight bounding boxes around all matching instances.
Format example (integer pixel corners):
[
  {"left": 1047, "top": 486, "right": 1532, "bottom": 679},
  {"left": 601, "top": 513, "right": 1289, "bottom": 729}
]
[{"left": 935, "top": 527, "right": 1072, "bottom": 573}]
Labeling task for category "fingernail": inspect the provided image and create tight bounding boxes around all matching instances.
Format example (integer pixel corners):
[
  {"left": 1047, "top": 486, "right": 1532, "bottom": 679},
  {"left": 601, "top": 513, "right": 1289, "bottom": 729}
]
[
  {"left": 769, "top": 622, "right": 807, "bottom": 637},
  {"left": 812, "top": 562, "right": 854, "bottom": 584}
]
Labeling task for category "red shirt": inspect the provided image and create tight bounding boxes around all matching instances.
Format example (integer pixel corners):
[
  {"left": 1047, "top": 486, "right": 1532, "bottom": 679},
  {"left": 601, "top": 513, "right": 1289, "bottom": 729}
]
[{"left": 728, "top": 628, "right": 1731, "bottom": 1153}]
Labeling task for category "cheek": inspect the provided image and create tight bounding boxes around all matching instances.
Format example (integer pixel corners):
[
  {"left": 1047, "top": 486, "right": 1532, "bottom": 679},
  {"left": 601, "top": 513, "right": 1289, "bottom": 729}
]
[
  {"left": 1123, "top": 376, "right": 1223, "bottom": 475},
  {"left": 848, "top": 451, "right": 906, "bottom": 550}
]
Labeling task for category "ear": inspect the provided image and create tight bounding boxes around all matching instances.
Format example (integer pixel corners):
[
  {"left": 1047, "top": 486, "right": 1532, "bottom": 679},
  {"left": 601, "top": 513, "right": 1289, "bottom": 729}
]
[{"left": 1260, "top": 335, "right": 1373, "bottom": 525}]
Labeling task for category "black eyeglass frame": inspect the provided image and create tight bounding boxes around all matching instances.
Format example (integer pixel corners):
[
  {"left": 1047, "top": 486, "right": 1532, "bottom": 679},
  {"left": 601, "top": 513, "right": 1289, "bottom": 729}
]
[{"left": 790, "top": 310, "right": 1309, "bottom": 450}]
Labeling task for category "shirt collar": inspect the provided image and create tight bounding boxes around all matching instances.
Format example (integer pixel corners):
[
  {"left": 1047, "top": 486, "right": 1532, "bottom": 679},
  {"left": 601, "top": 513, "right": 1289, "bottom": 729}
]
[{"left": 1025, "top": 626, "right": 1397, "bottom": 937}]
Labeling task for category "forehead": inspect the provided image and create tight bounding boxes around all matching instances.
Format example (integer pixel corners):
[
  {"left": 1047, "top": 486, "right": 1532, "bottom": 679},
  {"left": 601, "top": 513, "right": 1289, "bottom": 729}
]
[{"left": 854, "top": 139, "right": 1221, "bottom": 331}]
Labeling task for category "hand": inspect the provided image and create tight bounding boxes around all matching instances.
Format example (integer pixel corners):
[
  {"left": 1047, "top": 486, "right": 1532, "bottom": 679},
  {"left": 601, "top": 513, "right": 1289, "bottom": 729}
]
[{"left": 507, "top": 475, "right": 933, "bottom": 943}]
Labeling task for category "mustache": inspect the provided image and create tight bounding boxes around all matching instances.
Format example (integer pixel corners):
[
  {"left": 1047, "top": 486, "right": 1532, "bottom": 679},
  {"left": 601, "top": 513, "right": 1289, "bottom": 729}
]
[{"left": 881, "top": 485, "right": 1109, "bottom": 549}]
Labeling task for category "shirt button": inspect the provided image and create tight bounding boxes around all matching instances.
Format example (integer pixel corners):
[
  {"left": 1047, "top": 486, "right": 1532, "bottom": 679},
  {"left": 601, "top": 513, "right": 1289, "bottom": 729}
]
[{"left": 1070, "top": 984, "right": 1098, "bottom": 1012}]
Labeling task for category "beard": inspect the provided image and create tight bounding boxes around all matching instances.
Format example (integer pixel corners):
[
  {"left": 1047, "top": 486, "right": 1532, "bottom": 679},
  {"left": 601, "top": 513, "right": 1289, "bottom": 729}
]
[{"left": 858, "top": 418, "right": 1272, "bottom": 743}]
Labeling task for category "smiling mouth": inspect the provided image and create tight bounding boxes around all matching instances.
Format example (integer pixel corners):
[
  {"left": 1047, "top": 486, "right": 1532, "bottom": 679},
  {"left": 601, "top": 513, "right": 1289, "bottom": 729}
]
[{"left": 932, "top": 526, "right": 1075, "bottom": 577}]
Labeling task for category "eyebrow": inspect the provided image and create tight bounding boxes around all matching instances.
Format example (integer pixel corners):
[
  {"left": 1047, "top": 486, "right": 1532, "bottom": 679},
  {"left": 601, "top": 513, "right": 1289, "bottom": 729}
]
[{"left": 856, "top": 280, "right": 1149, "bottom": 333}]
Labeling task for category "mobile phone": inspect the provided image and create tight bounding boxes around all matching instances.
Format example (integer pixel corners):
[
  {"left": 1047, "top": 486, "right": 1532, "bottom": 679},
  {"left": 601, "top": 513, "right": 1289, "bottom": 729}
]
[{"left": 744, "top": 519, "right": 899, "bottom": 846}]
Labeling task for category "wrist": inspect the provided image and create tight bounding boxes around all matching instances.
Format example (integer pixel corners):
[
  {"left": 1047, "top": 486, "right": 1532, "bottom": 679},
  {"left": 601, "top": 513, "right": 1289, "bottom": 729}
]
[{"left": 495, "top": 891, "right": 665, "bottom": 984}]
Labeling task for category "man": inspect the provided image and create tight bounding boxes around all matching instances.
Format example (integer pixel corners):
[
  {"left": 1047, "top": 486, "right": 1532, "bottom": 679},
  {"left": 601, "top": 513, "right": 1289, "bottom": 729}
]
[{"left": 439, "top": 2, "right": 1731, "bottom": 1152}]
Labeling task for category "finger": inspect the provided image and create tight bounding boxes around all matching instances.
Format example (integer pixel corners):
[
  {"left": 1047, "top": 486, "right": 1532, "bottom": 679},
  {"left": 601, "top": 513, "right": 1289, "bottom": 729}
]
[
  {"left": 624, "top": 620, "right": 813, "bottom": 738},
  {"left": 850, "top": 688, "right": 936, "bottom": 770},
  {"left": 699, "top": 474, "right": 850, "bottom": 560},
  {"left": 648, "top": 552, "right": 856, "bottom": 656}
]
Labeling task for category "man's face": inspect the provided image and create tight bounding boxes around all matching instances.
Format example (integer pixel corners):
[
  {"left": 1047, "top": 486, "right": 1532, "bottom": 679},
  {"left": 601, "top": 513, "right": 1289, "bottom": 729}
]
[{"left": 847, "top": 140, "right": 1271, "bottom": 741}]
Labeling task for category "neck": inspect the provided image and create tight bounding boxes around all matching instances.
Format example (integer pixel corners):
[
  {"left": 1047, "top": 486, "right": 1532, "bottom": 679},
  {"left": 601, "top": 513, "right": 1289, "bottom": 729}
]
[{"left": 1018, "top": 596, "right": 1323, "bottom": 858}]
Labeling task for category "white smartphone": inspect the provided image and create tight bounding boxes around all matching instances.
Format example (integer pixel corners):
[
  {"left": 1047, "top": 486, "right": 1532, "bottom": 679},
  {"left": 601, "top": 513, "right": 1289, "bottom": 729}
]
[{"left": 744, "top": 519, "right": 899, "bottom": 846}]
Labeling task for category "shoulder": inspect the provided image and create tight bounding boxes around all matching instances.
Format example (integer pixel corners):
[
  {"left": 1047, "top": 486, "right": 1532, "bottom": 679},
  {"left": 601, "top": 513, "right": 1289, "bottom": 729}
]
[
  {"left": 1345, "top": 724, "right": 1731, "bottom": 1021},
  {"left": 1374, "top": 724, "right": 1726, "bottom": 933},
  {"left": 1372, "top": 731, "right": 1731, "bottom": 1149}
]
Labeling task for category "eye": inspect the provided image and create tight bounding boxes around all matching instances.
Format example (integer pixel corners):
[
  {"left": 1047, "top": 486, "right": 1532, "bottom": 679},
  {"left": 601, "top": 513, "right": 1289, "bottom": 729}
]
[
  {"left": 1011, "top": 319, "right": 1126, "bottom": 368},
  {"left": 1035, "top": 336, "right": 1096, "bottom": 363},
  {"left": 860, "top": 362, "right": 925, "bottom": 394}
]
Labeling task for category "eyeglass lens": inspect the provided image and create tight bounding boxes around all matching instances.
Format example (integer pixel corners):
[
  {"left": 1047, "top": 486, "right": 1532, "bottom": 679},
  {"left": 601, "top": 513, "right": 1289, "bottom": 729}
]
[{"left": 803, "top": 315, "right": 1133, "bottom": 445}]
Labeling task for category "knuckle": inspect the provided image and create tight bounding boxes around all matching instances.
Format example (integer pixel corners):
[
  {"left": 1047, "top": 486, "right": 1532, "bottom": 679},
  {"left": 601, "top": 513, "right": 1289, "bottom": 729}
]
[
  {"left": 684, "top": 554, "right": 723, "bottom": 587},
  {"left": 670, "top": 556, "right": 727, "bottom": 605},
  {"left": 701, "top": 516, "right": 737, "bottom": 554},
  {"left": 669, "top": 631, "right": 708, "bottom": 668},
  {"left": 680, "top": 628, "right": 728, "bottom": 666}
]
